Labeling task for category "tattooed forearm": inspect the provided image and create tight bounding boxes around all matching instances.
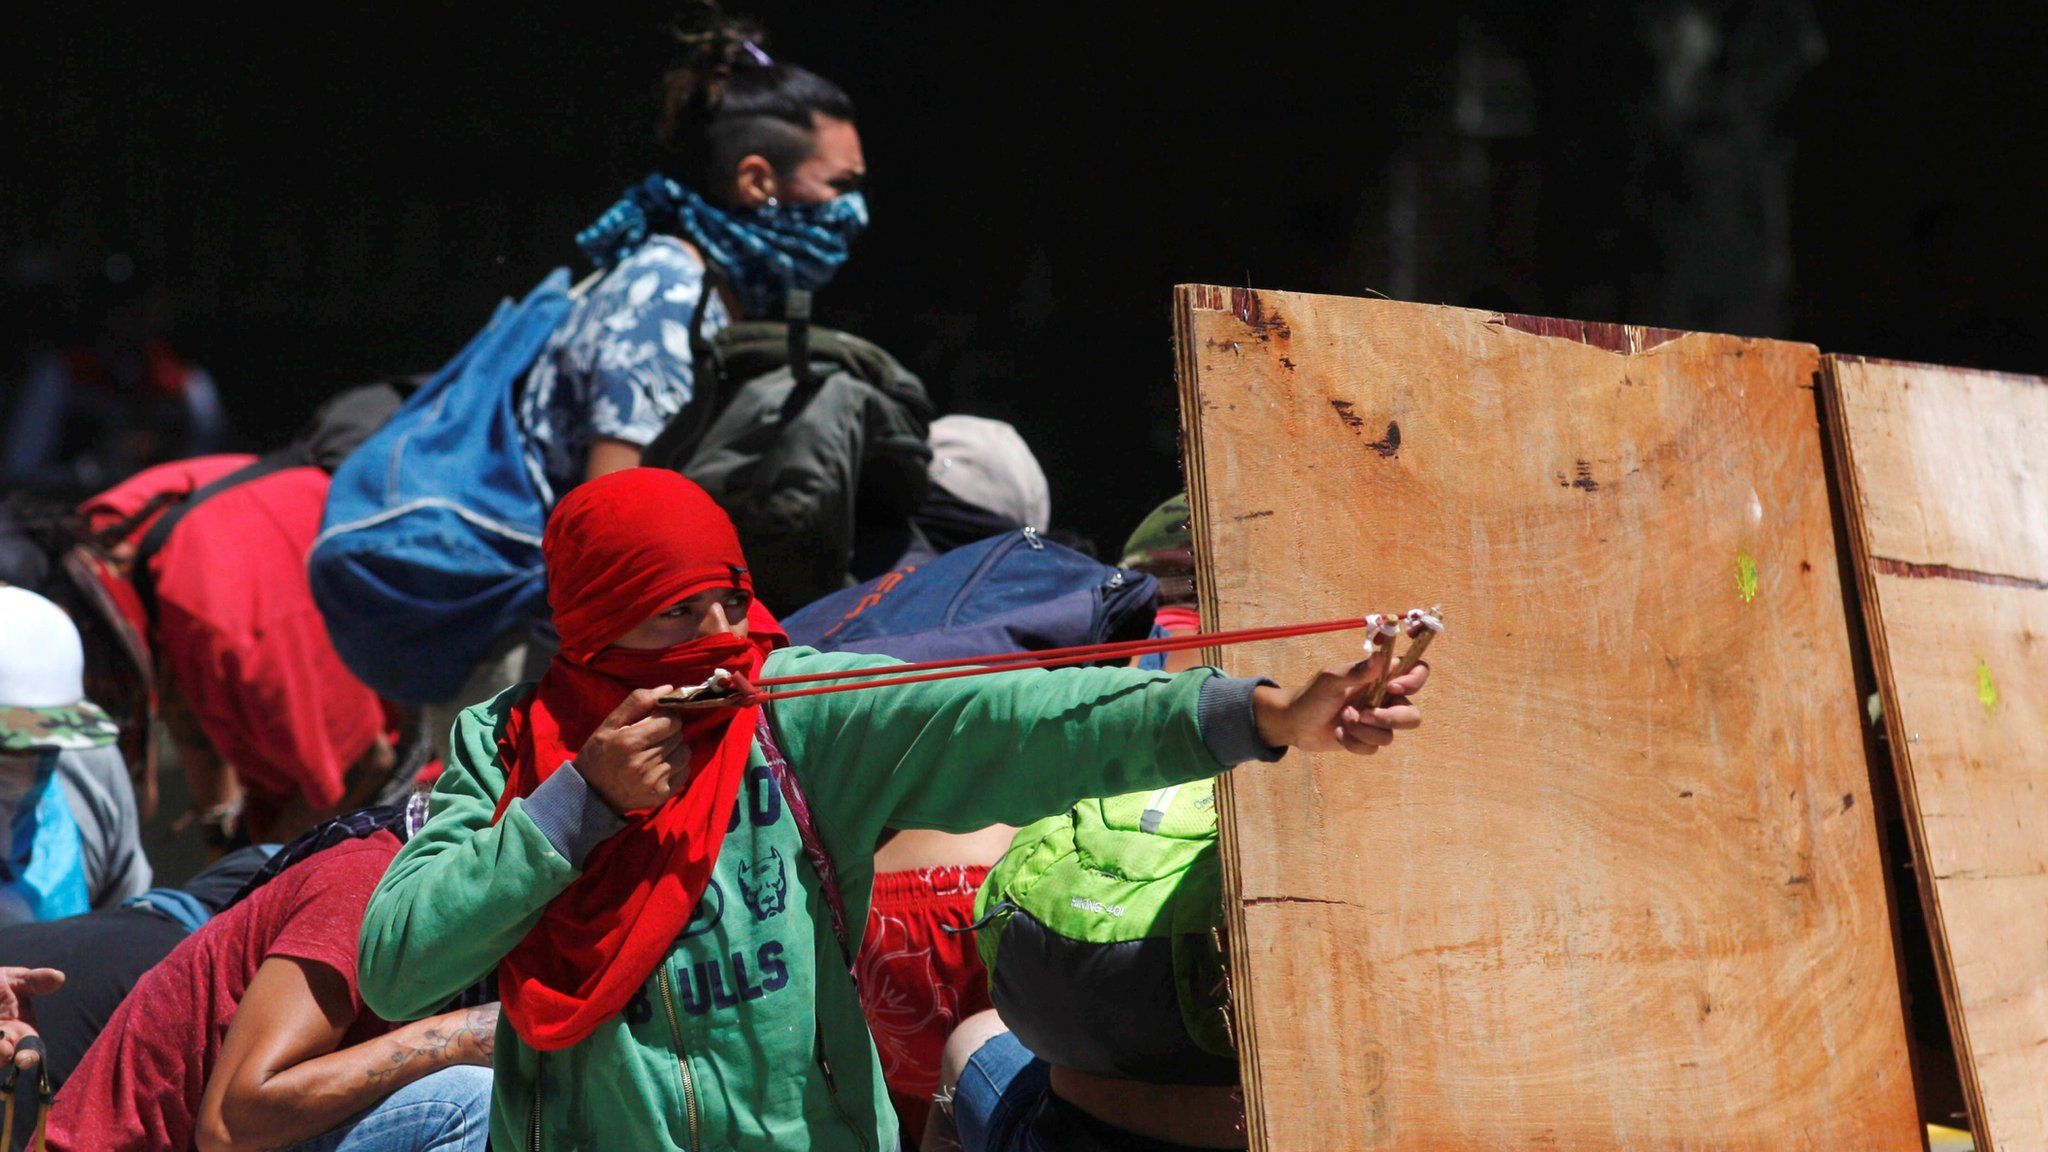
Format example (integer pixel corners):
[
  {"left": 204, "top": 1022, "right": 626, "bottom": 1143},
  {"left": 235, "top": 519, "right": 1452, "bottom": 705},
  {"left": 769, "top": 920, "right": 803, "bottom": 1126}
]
[
  {"left": 458, "top": 1004, "right": 498, "bottom": 1060},
  {"left": 362, "top": 1025, "right": 454, "bottom": 1087},
  {"left": 363, "top": 1003, "right": 500, "bottom": 1087}
]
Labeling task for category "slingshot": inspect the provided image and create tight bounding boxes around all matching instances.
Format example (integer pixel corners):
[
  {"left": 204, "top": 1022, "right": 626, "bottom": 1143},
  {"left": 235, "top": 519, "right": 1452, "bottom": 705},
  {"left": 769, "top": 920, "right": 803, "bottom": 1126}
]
[
  {"left": 656, "top": 608, "right": 1445, "bottom": 710},
  {"left": 2, "top": 1036, "right": 52, "bottom": 1152}
]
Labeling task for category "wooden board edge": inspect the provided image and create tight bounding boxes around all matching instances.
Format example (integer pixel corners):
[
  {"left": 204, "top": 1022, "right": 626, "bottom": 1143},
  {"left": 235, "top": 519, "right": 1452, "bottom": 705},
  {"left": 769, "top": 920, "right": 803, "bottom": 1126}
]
[
  {"left": 1174, "top": 284, "right": 1271, "bottom": 1152},
  {"left": 1820, "top": 353, "right": 1981, "bottom": 1152},
  {"left": 1830, "top": 352, "right": 2048, "bottom": 390}
]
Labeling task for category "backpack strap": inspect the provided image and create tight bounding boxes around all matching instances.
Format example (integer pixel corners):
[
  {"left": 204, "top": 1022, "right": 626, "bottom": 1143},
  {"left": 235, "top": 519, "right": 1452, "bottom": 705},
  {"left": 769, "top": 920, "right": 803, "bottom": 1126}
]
[
  {"left": 752, "top": 710, "right": 871, "bottom": 1097},
  {"left": 130, "top": 447, "right": 307, "bottom": 621},
  {"left": 784, "top": 288, "right": 815, "bottom": 395},
  {"left": 639, "top": 265, "right": 729, "bottom": 470},
  {"left": 753, "top": 710, "right": 857, "bottom": 983},
  {"left": 687, "top": 260, "right": 721, "bottom": 371}
]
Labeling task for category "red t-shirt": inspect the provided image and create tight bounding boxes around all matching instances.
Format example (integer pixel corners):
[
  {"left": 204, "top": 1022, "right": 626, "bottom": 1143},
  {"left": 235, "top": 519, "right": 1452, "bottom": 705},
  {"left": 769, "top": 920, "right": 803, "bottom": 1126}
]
[
  {"left": 79, "top": 456, "right": 386, "bottom": 812},
  {"left": 48, "top": 833, "right": 401, "bottom": 1152}
]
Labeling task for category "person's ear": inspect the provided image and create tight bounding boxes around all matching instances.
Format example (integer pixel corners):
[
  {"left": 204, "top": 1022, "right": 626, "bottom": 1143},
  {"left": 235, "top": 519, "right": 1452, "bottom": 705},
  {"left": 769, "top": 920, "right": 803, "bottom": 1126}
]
[{"left": 732, "top": 155, "right": 780, "bottom": 210}]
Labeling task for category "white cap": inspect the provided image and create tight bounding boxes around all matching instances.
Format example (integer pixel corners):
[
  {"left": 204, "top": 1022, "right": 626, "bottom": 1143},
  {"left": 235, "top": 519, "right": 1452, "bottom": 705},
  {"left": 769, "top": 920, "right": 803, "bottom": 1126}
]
[
  {"left": 0, "top": 586, "right": 88, "bottom": 708},
  {"left": 927, "top": 415, "right": 1052, "bottom": 530}
]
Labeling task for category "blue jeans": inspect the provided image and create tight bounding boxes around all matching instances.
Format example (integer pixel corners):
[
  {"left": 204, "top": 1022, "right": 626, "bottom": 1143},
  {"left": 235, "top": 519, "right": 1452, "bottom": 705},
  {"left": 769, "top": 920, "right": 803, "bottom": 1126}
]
[
  {"left": 283, "top": 1065, "right": 492, "bottom": 1152},
  {"left": 952, "top": 1032, "right": 1221, "bottom": 1152},
  {"left": 953, "top": 1031, "right": 1048, "bottom": 1152}
]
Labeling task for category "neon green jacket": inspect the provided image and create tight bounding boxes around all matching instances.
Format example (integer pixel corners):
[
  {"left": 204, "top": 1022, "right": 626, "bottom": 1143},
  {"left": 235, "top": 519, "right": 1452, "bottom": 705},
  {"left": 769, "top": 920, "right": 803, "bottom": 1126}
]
[{"left": 357, "top": 647, "right": 1266, "bottom": 1151}]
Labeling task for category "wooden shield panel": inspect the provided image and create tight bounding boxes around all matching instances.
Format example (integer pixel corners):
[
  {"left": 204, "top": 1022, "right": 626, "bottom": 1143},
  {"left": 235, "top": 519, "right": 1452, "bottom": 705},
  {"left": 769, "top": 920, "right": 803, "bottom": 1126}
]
[
  {"left": 1823, "top": 355, "right": 2048, "bottom": 1152},
  {"left": 1174, "top": 287, "right": 1919, "bottom": 1151}
]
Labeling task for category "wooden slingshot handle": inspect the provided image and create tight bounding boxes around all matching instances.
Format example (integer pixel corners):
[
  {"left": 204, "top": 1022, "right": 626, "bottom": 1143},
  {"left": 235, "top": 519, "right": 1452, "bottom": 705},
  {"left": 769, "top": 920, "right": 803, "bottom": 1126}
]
[
  {"left": 1366, "top": 630, "right": 1436, "bottom": 710},
  {"left": 1365, "top": 607, "right": 1444, "bottom": 710}
]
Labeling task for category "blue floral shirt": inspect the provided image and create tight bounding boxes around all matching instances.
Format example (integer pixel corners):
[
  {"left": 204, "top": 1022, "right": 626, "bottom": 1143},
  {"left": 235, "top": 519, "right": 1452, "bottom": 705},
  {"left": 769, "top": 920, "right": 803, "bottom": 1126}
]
[{"left": 520, "top": 236, "right": 731, "bottom": 498}]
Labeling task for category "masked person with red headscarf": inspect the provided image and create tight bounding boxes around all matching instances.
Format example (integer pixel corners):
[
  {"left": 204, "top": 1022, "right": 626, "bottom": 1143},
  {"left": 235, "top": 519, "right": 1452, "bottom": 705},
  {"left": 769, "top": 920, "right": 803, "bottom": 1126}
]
[{"left": 357, "top": 468, "right": 1430, "bottom": 1151}]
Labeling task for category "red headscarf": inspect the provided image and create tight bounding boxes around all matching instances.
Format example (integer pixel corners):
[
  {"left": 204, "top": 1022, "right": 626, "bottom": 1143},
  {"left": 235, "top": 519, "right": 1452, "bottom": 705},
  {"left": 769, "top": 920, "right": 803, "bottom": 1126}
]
[{"left": 490, "top": 468, "right": 786, "bottom": 1050}]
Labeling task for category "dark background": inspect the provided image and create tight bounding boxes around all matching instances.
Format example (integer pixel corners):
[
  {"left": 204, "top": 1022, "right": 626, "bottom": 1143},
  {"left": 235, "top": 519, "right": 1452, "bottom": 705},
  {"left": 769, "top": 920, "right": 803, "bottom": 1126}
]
[{"left": 6, "top": 1, "right": 2044, "bottom": 552}]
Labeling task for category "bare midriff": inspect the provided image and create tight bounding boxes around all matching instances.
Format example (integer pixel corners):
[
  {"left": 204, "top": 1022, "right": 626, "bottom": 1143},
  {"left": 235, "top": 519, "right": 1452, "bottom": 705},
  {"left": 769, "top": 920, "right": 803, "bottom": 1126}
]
[{"left": 872, "top": 825, "right": 1017, "bottom": 873}]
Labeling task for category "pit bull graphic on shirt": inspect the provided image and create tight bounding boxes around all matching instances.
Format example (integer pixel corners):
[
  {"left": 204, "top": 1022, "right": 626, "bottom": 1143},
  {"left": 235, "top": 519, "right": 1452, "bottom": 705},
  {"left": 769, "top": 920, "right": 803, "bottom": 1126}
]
[{"left": 738, "top": 846, "right": 788, "bottom": 921}]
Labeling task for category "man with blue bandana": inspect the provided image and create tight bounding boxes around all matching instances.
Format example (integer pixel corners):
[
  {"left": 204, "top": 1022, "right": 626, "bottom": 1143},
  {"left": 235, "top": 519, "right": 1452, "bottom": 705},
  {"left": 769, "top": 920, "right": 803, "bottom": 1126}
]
[
  {"left": 434, "top": 15, "right": 878, "bottom": 749},
  {"left": 521, "top": 18, "right": 869, "bottom": 497}
]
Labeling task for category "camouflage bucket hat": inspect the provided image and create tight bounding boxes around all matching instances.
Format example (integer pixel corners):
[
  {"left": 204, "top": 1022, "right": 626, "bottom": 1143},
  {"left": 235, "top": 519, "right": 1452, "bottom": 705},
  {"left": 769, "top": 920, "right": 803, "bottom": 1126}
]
[
  {"left": 0, "top": 700, "right": 119, "bottom": 753},
  {"left": 1119, "top": 493, "right": 1192, "bottom": 568},
  {"left": 1120, "top": 493, "right": 1195, "bottom": 605}
]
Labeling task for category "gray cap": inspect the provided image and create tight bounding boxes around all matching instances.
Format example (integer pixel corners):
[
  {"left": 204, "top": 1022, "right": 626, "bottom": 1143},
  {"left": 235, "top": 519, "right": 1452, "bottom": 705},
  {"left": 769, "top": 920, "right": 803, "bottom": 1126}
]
[{"left": 926, "top": 415, "right": 1051, "bottom": 529}]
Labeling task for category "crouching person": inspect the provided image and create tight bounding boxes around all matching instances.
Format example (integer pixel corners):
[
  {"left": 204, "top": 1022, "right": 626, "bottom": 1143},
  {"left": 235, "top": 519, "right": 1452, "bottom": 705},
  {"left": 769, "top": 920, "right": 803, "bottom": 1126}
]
[
  {"left": 927, "top": 778, "right": 1257, "bottom": 1152},
  {"left": 355, "top": 468, "right": 1427, "bottom": 1151},
  {"left": 0, "top": 587, "right": 151, "bottom": 925},
  {"left": 45, "top": 830, "right": 494, "bottom": 1151},
  {"left": 921, "top": 492, "right": 1425, "bottom": 1152}
]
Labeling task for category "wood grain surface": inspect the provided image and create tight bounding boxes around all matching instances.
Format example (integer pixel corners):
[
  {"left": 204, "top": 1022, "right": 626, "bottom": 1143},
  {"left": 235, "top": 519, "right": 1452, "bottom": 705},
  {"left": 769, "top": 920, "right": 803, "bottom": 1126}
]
[
  {"left": 1824, "top": 354, "right": 2048, "bottom": 1152},
  {"left": 1174, "top": 287, "right": 1920, "bottom": 1151}
]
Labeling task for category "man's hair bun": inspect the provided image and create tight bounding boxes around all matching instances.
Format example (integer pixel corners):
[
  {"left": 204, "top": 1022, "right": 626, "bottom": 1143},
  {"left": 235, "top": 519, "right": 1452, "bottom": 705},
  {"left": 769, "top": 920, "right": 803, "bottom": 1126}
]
[{"left": 662, "top": 1, "right": 771, "bottom": 130}]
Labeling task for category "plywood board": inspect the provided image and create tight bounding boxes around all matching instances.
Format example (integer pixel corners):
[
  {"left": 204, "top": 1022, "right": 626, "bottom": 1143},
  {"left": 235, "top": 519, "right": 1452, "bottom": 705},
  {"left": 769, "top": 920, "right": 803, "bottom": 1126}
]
[
  {"left": 1823, "top": 354, "right": 2048, "bottom": 1152},
  {"left": 1174, "top": 287, "right": 1920, "bottom": 1151}
]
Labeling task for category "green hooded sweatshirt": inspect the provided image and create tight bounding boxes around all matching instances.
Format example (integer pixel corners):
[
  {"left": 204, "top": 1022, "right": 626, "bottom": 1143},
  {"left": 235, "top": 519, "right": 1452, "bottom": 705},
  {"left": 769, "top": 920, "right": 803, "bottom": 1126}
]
[{"left": 357, "top": 647, "right": 1270, "bottom": 1151}]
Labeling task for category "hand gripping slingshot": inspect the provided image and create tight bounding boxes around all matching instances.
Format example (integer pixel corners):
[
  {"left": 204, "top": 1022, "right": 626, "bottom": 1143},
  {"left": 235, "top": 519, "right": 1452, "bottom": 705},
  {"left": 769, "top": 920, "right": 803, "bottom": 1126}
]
[{"left": 656, "top": 608, "right": 1445, "bottom": 710}]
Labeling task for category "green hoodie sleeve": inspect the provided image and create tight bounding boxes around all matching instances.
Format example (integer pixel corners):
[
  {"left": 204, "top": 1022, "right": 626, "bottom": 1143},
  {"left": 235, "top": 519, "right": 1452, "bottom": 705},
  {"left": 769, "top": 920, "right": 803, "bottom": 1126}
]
[
  {"left": 764, "top": 647, "right": 1232, "bottom": 859},
  {"left": 357, "top": 689, "right": 583, "bottom": 1022}
]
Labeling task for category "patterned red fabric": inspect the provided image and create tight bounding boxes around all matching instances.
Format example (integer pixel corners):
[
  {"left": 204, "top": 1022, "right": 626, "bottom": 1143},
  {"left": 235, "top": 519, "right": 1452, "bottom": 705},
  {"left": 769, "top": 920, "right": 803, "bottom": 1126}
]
[{"left": 859, "top": 865, "right": 994, "bottom": 1138}]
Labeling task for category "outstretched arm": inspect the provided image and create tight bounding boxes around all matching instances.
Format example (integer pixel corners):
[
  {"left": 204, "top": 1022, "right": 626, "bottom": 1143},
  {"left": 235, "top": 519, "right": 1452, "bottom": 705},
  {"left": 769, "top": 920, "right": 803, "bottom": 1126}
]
[
  {"left": 765, "top": 645, "right": 1429, "bottom": 859},
  {"left": 193, "top": 954, "right": 495, "bottom": 1152}
]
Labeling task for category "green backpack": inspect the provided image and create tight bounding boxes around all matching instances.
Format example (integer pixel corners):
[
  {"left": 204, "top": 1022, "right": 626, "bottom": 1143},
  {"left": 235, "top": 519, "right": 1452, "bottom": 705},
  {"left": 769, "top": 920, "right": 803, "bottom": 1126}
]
[{"left": 973, "top": 778, "right": 1238, "bottom": 1084}]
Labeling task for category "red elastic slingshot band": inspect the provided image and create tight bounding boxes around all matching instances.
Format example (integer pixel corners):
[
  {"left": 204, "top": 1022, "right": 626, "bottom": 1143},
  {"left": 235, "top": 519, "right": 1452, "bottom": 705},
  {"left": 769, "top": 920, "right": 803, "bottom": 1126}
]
[{"left": 725, "top": 615, "right": 1373, "bottom": 704}]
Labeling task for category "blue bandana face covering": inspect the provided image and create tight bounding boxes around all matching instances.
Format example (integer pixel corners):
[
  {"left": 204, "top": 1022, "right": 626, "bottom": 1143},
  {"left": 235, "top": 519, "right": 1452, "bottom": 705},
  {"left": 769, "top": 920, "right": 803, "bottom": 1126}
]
[
  {"left": 0, "top": 749, "right": 88, "bottom": 922},
  {"left": 576, "top": 175, "right": 869, "bottom": 318}
]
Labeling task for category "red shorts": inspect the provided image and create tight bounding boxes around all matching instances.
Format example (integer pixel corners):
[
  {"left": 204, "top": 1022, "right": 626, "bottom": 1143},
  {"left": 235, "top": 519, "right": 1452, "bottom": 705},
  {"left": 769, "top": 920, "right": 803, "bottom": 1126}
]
[{"left": 858, "top": 865, "right": 993, "bottom": 1139}]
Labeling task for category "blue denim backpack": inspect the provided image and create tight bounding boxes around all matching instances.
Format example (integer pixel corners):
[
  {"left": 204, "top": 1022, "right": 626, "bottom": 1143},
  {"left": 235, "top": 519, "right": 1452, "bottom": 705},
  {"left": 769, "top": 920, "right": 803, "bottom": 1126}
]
[
  {"left": 308, "top": 271, "right": 574, "bottom": 704},
  {"left": 781, "top": 528, "right": 1159, "bottom": 661}
]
